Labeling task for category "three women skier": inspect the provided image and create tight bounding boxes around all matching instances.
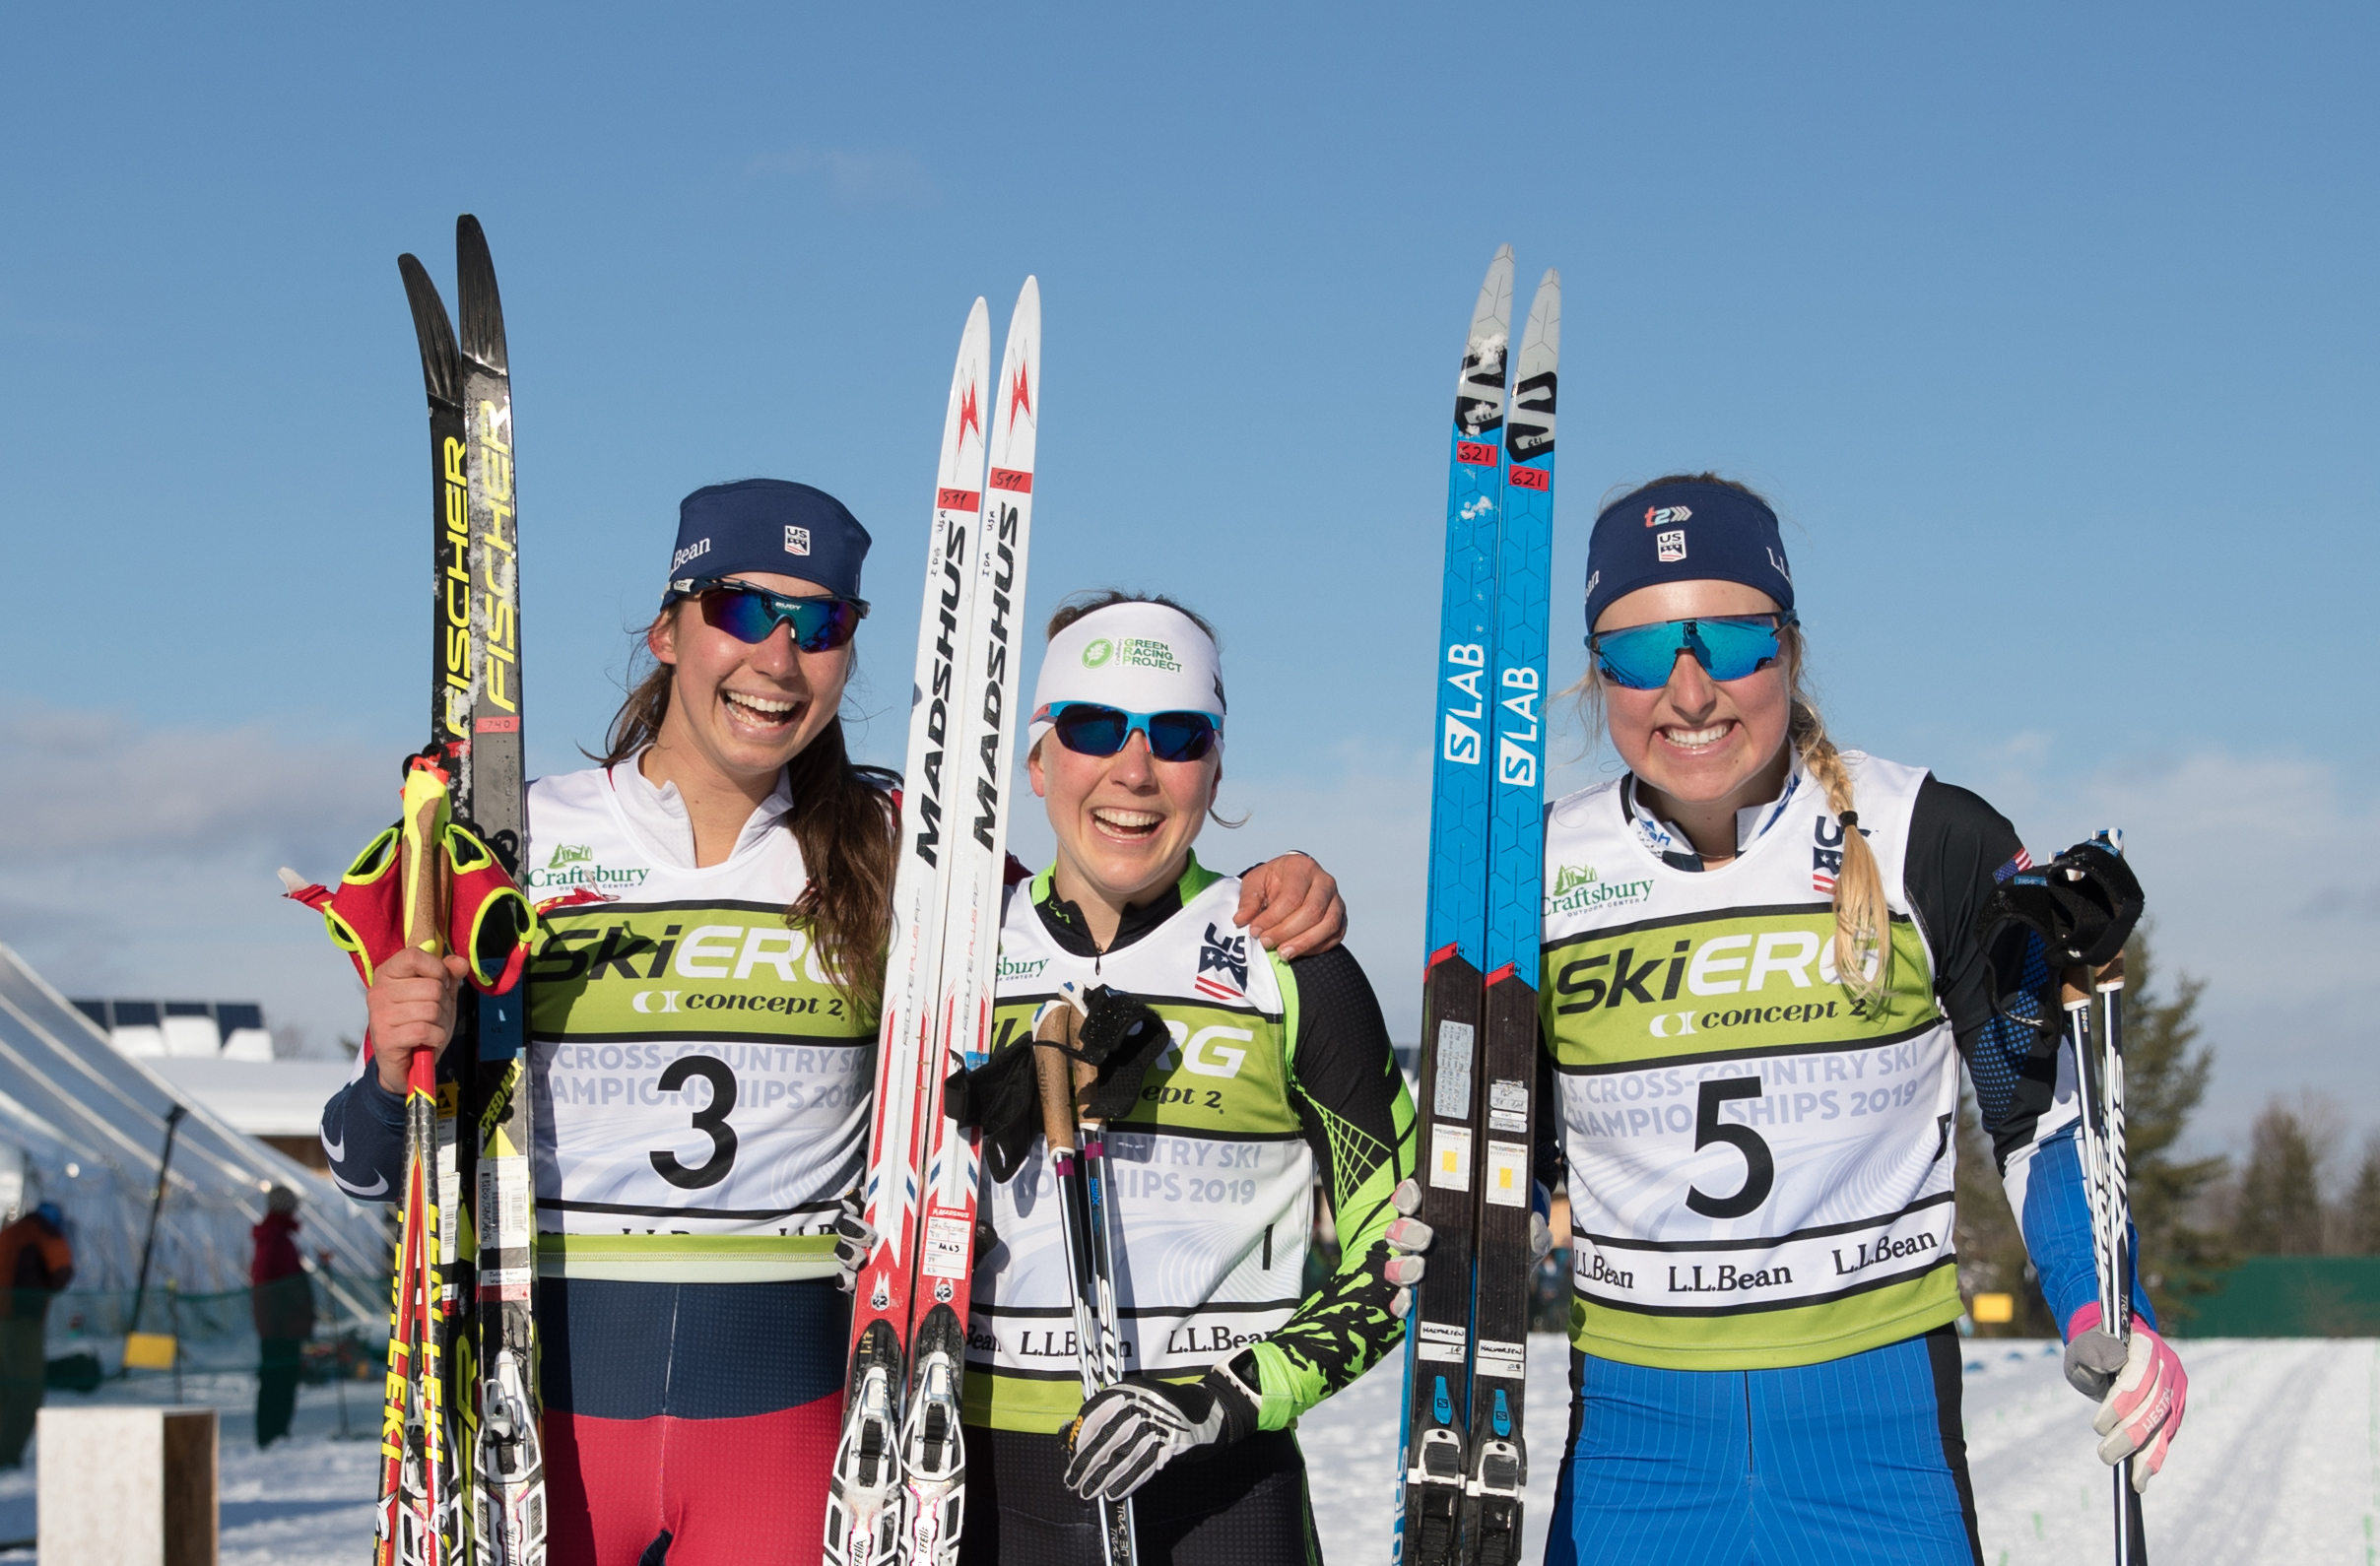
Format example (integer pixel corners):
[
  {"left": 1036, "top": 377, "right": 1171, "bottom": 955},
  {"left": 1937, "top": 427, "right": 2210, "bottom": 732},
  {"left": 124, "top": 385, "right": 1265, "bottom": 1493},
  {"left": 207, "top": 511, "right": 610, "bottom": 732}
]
[{"left": 318, "top": 438, "right": 2195, "bottom": 1566}]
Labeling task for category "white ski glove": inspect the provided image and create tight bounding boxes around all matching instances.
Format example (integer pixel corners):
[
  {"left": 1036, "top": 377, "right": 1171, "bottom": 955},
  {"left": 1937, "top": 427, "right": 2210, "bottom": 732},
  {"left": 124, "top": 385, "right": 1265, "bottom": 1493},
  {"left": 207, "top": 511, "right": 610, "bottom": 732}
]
[
  {"left": 831, "top": 1190, "right": 878, "bottom": 1295},
  {"left": 1386, "top": 1178, "right": 1432, "bottom": 1319},
  {"left": 1063, "top": 1354, "right": 1263, "bottom": 1502},
  {"left": 1384, "top": 1176, "right": 1554, "bottom": 1320},
  {"left": 2062, "top": 1303, "right": 2188, "bottom": 1490}
]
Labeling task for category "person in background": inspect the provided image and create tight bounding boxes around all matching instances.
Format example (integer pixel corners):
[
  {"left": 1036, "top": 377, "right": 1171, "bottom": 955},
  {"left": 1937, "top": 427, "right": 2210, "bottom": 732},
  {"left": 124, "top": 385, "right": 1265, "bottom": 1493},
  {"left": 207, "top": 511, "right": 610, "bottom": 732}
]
[
  {"left": 251, "top": 1185, "right": 315, "bottom": 1447},
  {"left": 0, "top": 1202, "right": 74, "bottom": 1467}
]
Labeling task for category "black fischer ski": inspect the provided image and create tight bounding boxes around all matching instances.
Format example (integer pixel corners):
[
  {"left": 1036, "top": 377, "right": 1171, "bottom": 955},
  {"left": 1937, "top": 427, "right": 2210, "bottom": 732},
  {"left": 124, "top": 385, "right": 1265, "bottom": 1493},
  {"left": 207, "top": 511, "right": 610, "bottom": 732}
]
[
  {"left": 454, "top": 216, "right": 546, "bottom": 1566},
  {"left": 1395, "top": 248, "right": 1558, "bottom": 1566},
  {"left": 392, "top": 216, "right": 544, "bottom": 1566},
  {"left": 387, "top": 246, "right": 469, "bottom": 1566}
]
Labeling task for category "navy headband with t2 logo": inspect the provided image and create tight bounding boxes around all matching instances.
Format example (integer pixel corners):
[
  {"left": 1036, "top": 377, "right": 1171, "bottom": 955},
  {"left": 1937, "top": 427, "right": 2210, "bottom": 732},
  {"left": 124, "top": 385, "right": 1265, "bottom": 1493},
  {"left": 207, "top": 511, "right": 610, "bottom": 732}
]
[{"left": 1582, "top": 480, "right": 1796, "bottom": 631}]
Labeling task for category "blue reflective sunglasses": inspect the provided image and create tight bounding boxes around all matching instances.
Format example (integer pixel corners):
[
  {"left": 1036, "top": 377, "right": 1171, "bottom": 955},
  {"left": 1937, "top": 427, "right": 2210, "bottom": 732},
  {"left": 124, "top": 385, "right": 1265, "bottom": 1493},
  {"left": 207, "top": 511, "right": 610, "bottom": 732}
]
[
  {"left": 1588, "top": 613, "right": 1797, "bottom": 690},
  {"left": 1036, "top": 702, "right": 1222, "bottom": 761},
  {"left": 675, "top": 576, "right": 870, "bottom": 652}
]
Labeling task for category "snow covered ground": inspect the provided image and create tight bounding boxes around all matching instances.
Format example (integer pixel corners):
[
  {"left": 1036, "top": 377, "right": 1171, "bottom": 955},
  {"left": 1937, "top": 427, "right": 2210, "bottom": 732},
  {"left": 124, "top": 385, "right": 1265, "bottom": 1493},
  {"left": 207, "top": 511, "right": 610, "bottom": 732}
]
[
  {"left": 1300, "top": 1335, "right": 2380, "bottom": 1566},
  {"left": 0, "top": 1338, "right": 2366, "bottom": 1561},
  {"left": 0, "top": 1370, "right": 380, "bottom": 1564}
]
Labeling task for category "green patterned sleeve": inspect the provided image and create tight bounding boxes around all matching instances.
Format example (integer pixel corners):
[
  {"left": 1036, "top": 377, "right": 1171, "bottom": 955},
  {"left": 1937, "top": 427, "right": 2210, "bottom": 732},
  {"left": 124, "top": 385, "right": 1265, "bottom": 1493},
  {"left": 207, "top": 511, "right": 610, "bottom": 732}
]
[{"left": 1244, "top": 945, "right": 1420, "bottom": 1430}]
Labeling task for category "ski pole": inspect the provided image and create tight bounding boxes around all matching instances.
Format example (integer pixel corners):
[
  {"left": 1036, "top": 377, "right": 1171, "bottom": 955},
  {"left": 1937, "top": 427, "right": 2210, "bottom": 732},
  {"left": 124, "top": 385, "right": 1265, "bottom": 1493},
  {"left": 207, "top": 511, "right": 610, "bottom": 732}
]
[
  {"left": 2093, "top": 947, "right": 2149, "bottom": 1562},
  {"left": 2061, "top": 877, "right": 2148, "bottom": 1563},
  {"left": 1035, "top": 1006, "right": 1137, "bottom": 1566},
  {"left": 379, "top": 758, "right": 455, "bottom": 1566}
]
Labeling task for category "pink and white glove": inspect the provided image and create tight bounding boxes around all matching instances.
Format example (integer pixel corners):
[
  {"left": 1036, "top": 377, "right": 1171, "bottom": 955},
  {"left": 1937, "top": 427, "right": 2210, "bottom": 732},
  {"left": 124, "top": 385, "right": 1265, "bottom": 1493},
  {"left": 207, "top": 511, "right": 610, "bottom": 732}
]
[{"left": 2062, "top": 1303, "right": 2188, "bottom": 1490}]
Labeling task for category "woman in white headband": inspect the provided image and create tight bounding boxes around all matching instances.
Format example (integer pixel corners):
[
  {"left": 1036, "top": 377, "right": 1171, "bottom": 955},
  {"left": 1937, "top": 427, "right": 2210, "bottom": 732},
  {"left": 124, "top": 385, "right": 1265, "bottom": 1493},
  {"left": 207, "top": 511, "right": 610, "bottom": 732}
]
[{"left": 956, "top": 592, "right": 1420, "bottom": 1565}]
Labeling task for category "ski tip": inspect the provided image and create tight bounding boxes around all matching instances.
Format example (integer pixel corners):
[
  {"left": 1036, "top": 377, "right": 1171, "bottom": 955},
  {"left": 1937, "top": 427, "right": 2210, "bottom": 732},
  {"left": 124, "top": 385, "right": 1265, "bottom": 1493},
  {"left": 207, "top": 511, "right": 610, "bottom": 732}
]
[
  {"left": 1537, "top": 267, "right": 1560, "bottom": 290},
  {"left": 396, "top": 253, "right": 461, "bottom": 403},
  {"left": 456, "top": 215, "right": 509, "bottom": 370},
  {"left": 1492, "top": 243, "right": 1514, "bottom": 263}
]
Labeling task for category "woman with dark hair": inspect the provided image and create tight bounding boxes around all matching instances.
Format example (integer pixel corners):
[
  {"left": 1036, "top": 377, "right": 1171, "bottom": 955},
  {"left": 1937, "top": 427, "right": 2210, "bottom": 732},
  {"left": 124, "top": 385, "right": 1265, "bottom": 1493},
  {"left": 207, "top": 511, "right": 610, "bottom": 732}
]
[
  {"left": 959, "top": 591, "right": 1417, "bottom": 1565},
  {"left": 318, "top": 483, "right": 1346, "bottom": 1563}
]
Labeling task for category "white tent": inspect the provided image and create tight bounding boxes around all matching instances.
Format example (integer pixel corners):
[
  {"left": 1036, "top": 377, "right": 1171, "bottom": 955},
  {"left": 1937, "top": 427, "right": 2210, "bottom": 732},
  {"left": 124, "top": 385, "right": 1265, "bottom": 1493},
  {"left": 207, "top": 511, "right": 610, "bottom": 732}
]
[{"left": 0, "top": 943, "right": 386, "bottom": 1348}]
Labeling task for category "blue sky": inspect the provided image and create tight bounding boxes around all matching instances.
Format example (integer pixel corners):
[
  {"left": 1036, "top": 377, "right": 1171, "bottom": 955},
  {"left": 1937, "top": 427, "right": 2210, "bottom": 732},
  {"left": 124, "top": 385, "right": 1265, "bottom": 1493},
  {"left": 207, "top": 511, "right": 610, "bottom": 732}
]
[{"left": 2, "top": 4, "right": 2373, "bottom": 1155}]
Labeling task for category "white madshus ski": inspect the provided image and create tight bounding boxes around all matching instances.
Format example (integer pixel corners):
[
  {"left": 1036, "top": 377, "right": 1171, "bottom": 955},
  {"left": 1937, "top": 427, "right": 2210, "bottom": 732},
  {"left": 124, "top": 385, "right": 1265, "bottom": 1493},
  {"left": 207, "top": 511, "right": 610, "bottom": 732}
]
[
  {"left": 827, "top": 278, "right": 1041, "bottom": 1566},
  {"left": 828, "top": 297, "right": 992, "bottom": 1566},
  {"left": 1394, "top": 252, "right": 1557, "bottom": 1566}
]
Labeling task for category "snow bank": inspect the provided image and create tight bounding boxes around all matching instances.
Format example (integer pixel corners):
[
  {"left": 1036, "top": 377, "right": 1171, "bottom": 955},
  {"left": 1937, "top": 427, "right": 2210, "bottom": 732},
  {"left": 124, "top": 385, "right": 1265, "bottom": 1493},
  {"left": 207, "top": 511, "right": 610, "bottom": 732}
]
[
  {"left": 1295, "top": 1335, "right": 2380, "bottom": 1565},
  {"left": 0, "top": 1336, "right": 2365, "bottom": 1562}
]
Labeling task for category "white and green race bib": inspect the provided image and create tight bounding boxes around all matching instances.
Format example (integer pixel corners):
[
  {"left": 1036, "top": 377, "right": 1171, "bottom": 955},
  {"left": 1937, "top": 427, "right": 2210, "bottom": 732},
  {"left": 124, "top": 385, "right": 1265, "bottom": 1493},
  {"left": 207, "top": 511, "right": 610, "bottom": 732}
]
[{"left": 1541, "top": 753, "right": 1966, "bottom": 1370}]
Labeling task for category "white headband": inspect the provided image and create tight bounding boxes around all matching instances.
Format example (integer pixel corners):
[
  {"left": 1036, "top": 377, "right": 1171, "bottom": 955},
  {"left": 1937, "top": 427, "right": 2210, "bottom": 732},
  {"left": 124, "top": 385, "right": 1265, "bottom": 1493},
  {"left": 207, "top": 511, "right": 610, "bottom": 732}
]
[{"left": 1028, "top": 601, "right": 1226, "bottom": 754}]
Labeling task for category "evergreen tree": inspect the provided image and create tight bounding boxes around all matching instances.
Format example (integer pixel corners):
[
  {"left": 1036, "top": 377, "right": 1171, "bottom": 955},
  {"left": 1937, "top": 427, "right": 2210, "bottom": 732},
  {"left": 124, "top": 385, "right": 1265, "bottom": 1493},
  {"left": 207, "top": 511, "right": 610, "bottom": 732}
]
[
  {"left": 2344, "top": 1138, "right": 2380, "bottom": 1257},
  {"left": 2118, "top": 939, "right": 2232, "bottom": 1316},
  {"left": 2233, "top": 1100, "right": 2327, "bottom": 1255}
]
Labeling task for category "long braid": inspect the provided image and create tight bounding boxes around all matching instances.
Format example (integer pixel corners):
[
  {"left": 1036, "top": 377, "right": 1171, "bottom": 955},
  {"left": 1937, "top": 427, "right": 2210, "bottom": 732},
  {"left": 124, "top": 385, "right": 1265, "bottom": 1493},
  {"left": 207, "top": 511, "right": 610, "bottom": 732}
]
[{"left": 1790, "top": 693, "right": 1890, "bottom": 1007}]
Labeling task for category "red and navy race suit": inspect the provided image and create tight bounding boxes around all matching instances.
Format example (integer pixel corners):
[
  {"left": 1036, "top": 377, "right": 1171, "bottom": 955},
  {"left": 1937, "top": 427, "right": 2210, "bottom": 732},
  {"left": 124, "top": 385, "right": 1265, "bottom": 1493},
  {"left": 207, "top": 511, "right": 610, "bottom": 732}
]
[{"left": 324, "top": 760, "right": 868, "bottom": 1563}]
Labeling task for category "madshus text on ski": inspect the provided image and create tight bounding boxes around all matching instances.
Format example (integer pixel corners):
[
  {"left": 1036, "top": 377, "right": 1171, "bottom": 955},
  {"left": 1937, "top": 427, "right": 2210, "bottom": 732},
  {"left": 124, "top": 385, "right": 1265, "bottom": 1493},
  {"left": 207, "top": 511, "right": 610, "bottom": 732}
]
[{"left": 295, "top": 228, "right": 2188, "bottom": 1566}]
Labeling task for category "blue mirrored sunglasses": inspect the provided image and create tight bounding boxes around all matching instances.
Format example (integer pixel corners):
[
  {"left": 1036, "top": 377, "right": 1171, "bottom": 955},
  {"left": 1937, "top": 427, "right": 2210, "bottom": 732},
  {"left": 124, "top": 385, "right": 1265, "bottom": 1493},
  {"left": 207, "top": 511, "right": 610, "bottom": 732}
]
[
  {"left": 1588, "top": 613, "right": 1796, "bottom": 690},
  {"left": 1037, "top": 702, "right": 1221, "bottom": 762},
  {"left": 675, "top": 577, "right": 870, "bottom": 652}
]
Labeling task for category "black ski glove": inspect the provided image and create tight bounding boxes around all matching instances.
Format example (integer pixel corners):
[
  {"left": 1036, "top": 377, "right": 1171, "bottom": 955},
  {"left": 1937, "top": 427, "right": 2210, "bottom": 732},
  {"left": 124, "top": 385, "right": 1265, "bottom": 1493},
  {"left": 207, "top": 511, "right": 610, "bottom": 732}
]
[
  {"left": 947, "top": 985, "right": 1173, "bottom": 1183},
  {"left": 1973, "top": 834, "right": 2145, "bottom": 1027},
  {"left": 1068, "top": 983, "right": 1173, "bottom": 1121},
  {"left": 1062, "top": 1351, "right": 1264, "bottom": 1502},
  {"left": 1973, "top": 834, "right": 2144, "bottom": 971}
]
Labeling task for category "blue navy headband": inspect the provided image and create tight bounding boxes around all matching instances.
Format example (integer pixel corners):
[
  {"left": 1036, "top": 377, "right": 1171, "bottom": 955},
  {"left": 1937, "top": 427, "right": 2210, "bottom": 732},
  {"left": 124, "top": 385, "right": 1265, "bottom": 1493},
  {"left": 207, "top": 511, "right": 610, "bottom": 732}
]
[
  {"left": 663, "top": 479, "right": 872, "bottom": 607},
  {"left": 1584, "top": 480, "right": 1795, "bottom": 630}
]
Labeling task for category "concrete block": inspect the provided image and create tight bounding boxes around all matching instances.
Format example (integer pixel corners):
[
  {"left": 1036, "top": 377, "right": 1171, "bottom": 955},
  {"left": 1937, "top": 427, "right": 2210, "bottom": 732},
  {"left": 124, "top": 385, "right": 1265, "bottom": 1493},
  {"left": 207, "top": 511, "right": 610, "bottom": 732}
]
[{"left": 35, "top": 1404, "right": 218, "bottom": 1566}]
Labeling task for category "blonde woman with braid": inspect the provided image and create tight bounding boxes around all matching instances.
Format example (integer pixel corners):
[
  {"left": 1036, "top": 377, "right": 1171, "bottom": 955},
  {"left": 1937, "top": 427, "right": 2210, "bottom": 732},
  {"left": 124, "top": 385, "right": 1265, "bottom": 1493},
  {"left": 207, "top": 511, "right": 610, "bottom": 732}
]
[{"left": 1523, "top": 477, "right": 2189, "bottom": 1563}]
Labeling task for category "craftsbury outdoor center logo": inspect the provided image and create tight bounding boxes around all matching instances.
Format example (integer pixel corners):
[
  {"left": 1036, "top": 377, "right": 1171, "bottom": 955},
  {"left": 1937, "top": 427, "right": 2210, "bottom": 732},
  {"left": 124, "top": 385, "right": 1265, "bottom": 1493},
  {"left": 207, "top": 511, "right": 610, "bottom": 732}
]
[
  {"left": 1545, "top": 864, "right": 1656, "bottom": 917},
  {"left": 996, "top": 954, "right": 1050, "bottom": 985},
  {"left": 523, "top": 843, "right": 649, "bottom": 893}
]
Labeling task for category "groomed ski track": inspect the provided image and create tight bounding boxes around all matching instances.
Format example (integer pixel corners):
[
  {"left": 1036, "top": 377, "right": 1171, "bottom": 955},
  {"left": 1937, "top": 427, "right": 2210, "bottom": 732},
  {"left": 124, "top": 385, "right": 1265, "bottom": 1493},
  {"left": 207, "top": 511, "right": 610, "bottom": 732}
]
[{"left": 1300, "top": 1335, "right": 2380, "bottom": 1566}]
